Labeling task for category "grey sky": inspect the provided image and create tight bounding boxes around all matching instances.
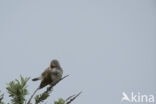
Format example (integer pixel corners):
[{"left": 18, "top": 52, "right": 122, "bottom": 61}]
[{"left": 0, "top": 0, "right": 156, "bottom": 104}]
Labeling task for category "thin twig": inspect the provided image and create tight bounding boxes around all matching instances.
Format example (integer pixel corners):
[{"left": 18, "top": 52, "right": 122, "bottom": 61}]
[
  {"left": 28, "top": 75, "right": 69, "bottom": 104},
  {"left": 27, "top": 87, "right": 39, "bottom": 104},
  {"left": 65, "top": 95, "right": 75, "bottom": 101},
  {"left": 45, "top": 75, "right": 69, "bottom": 93},
  {"left": 65, "top": 92, "right": 82, "bottom": 104}
]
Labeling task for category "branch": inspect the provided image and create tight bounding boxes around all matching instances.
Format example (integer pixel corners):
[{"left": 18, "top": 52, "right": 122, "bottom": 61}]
[
  {"left": 65, "top": 92, "right": 82, "bottom": 104},
  {"left": 45, "top": 75, "right": 69, "bottom": 93},
  {"left": 28, "top": 75, "right": 69, "bottom": 104},
  {"left": 27, "top": 87, "right": 39, "bottom": 104},
  {"left": 35, "top": 75, "right": 69, "bottom": 104}
]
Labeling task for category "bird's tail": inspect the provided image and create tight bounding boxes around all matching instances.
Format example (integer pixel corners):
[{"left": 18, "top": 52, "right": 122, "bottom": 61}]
[{"left": 32, "top": 77, "right": 41, "bottom": 81}]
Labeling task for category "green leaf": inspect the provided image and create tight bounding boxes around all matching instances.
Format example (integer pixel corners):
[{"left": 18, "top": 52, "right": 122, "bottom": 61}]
[
  {"left": 0, "top": 91, "right": 4, "bottom": 104},
  {"left": 6, "top": 76, "right": 30, "bottom": 104},
  {"left": 54, "top": 98, "right": 65, "bottom": 104},
  {"left": 35, "top": 92, "right": 50, "bottom": 104}
]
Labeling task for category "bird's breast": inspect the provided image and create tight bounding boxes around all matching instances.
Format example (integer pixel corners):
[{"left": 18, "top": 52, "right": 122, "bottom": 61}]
[{"left": 50, "top": 68, "right": 62, "bottom": 80}]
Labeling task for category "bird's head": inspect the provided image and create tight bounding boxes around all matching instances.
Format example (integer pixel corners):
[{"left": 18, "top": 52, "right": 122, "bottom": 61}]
[{"left": 50, "top": 59, "right": 61, "bottom": 69}]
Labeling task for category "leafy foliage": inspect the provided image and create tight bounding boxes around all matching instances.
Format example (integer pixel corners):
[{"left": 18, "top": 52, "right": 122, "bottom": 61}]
[
  {"left": 0, "top": 91, "right": 4, "bottom": 104},
  {"left": 1, "top": 75, "right": 80, "bottom": 104},
  {"left": 54, "top": 98, "right": 65, "bottom": 104},
  {"left": 33, "top": 75, "right": 69, "bottom": 104},
  {"left": 35, "top": 92, "right": 50, "bottom": 104},
  {"left": 6, "top": 76, "right": 30, "bottom": 104}
]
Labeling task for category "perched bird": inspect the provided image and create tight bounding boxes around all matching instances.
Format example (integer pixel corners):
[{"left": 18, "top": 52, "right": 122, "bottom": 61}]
[{"left": 32, "top": 59, "right": 63, "bottom": 89}]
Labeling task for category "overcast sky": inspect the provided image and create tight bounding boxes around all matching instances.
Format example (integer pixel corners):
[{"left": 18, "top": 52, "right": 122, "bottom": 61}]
[{"left": 0, "top": 0, "right": 156, "bottom": 104}]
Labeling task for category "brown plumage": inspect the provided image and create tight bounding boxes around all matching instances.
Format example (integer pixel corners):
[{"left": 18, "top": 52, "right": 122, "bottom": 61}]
[{"left": 32, "top": 60, "right": 63, "bottom": 89}]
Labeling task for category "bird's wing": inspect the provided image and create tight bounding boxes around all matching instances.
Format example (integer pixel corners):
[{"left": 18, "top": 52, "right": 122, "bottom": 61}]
[
  {"left": 39, "top": 73, "right": 52, "bottom": 89},
  {"left": 41, "top": 68, "right": 50, "bottom": 77}
]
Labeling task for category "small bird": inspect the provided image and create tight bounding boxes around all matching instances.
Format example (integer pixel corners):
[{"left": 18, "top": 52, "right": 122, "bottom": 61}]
[{"left": 32, "top": 59, "right": 63, "bottom": 89}]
